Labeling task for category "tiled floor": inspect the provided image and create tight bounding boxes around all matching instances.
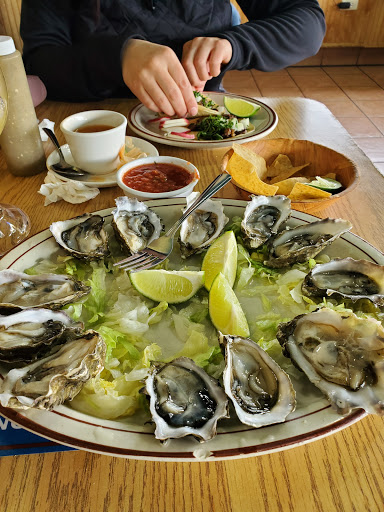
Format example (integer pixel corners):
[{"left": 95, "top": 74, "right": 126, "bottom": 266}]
[{"left": 223, "top": 65, "right": 384, "bottom": 175}]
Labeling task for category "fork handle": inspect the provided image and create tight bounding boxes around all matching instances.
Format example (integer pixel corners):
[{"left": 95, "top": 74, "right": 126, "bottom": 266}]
[{"left": 165, "top": 173, "right": 232, "bottom": 237}]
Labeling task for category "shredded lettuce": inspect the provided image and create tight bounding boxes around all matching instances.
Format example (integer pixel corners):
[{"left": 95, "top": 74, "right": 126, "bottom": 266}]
[{"left": 23, "top": 216, "right": 384, "bottom": 421}]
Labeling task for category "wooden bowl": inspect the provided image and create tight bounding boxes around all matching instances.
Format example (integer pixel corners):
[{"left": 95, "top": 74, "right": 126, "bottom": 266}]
[{"left": 221, "top": 138, "right": 359, "bottom": 213}]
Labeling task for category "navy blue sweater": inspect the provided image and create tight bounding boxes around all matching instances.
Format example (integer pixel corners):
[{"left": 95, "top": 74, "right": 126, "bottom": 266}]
[{"left": 20, "top": 0, "right": 325, "bottom": 101}]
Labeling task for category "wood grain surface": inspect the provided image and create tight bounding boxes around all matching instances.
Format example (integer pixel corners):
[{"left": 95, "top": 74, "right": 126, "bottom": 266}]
[{"left": 0, "top": 97, "right": 383, "bottom": 512}]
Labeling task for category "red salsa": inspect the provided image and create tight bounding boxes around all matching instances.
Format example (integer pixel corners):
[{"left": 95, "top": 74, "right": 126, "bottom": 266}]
[{"left": 122, "top": 163, "right": 195, "bottom": 193}]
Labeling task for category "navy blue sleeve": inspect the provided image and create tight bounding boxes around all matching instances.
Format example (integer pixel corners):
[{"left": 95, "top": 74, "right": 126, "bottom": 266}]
[
  {"left": 20, "top": 0, "right": 137, "bottom": 101},
  {"left": 215, "top": 0, "right": 326, "bottom": 72}
]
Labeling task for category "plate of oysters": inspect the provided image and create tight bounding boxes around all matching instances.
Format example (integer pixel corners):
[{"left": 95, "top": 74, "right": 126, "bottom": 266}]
[{"left": 0, "top": 195, "right": 383, "bottom": 461}]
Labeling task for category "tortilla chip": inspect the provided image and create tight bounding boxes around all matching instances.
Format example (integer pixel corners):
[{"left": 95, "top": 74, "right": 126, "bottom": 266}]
[
  {"left": 266, "top": 154, "right": 294, "bottom": 178},
  {"left": 288, "top": 183, "right": 332, "bottom": 201},
  {"left": 323, "top": 172, "right": 337, "bottom": 180},
  {"left": 274, "top": 177, "right": 310, "bottom": 196},
  {"left": 227, "top": 152, "right": 278, "bottom": 196},
  {"left": 270, "top": 164, "right": 310, "bottom": 184},
  {"left": 232, "top": 143, "right": 268, "bottom": 180}
]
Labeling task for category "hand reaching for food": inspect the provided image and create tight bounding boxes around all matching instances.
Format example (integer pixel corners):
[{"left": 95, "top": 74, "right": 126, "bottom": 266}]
[
  {"left": 122, "top": 39, "right": 198, "bottom": 117},
  {"left": 182, "top": 37, "right": 233, "bottom": 89}
]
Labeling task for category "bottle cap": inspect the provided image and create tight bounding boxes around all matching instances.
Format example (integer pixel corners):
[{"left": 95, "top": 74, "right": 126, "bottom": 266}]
[{"left": 0, "top": 36, "right": 16, "bottom": 56}]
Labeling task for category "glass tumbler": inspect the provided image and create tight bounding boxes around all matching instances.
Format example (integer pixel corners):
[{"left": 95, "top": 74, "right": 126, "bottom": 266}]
[{"left": 0, "top": 204, "right": 31, "bottom": 256}]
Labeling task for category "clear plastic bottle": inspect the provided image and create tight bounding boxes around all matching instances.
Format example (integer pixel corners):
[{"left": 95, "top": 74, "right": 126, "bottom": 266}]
[{"left": 0, "top": 36, "right": 46, "bottom": 176}]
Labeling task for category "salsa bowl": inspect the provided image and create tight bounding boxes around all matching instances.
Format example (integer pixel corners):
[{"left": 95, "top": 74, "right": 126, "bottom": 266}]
[{"left": 117, "top": 156, "right": 200, "bottom": 200}]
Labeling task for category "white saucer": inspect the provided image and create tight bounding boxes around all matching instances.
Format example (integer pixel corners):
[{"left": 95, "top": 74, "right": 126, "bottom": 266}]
[{"left": 46, "top": 136, "right": 159, "bottom": 188}]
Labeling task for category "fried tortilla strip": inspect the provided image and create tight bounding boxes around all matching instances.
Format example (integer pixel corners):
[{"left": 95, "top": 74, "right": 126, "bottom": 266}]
[
  {"left": 274, "top": 176, "right": 310, "bottom": 196},
  {"left": 267, "top": 154, "right": 310, "bottom": 184},
  {"left": 231, "top": 143, "right": 268, "bottom": 180},
  {"left": 227, "top": 152, "right": 278, "bottom": 196},
  {"left": 288, "top": 182, "right": 332, "bottom": 201},
  {"left": 323, "top": 172, "right": 337, "bottom": 180}
]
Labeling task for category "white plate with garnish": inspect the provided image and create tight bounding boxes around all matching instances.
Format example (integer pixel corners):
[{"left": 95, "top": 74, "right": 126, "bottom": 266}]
[
  {"left": 0, "top": 199, "right": 383, "bottom": 461},
  {"left": 128, "top": 93, "right": 278, "bottom": 149},
  {"left": 46, "top": 136, "right": 159, "bottom": 188}
]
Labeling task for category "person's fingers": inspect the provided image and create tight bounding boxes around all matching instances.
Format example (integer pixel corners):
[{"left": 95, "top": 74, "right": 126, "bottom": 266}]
[
  {"left": 207, "top": 45, "right": 225, "bottom": 78},
  {"left": 156, "top": 72, "right": 188, "bottom": 117},
  {"left": 133, "top": 84, "right": 161, "bottom": 113},
  {"left": 181, "top": 42, "right": 202, "bottom": 90},
  {"left": 169, "top": 66, "right": 198, "bottom": 117},
  {"left": 140, "top": 77, "right": 176, "bottom": 116},
  {"left": 191, "top": 43, "right": 213, "bottom": 82}
]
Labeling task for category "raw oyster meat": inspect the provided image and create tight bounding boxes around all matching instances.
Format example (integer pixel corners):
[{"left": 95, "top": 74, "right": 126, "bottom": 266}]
[
  {"left": 302, "top": 257, "right": 384, "bottom": 306},
  {"left": 219, "top": 333, "right": 296, "bottom": 427},
  {"left": 179, "top": 192, "right": 229, "bottom": 258},
  {"left": 144, "top": 357, "right": 228, "bottom": 442},
  {"left": 265, "top": 218, "right": 352, "bottom": 268},
  {"left": 0, "top": 308, "right": 82, "bottom": 364},
  {"left": 0, "top": 330, "right": 106, "bottom": 410},
  {"left": 50, "top": 214, "right": 109, "bottom": 260},
  {"left": 241, "top": 195, "right": 291, "bottom": 249},
  {"left": 112, "top": 196, "right": 163, "bottom": 254},
  {"left": 0, "top": 270, "right": 90, "bottom": 313},
  {"left": 277, "top": 308, "right": 384, "bottom": 415}
]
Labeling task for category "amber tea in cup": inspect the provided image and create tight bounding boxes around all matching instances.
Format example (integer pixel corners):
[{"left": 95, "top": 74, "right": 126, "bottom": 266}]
[
  {"left": 75, "top": 124, "right": 114, "bottom": 133},
  {"left": 60, "top": 110, "right": 127, "bottom": 174}
]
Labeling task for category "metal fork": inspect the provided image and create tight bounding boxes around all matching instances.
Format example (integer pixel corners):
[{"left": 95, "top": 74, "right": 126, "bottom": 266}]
[{"left": 114, "top": 172, "right": 232, "bottom": 272}]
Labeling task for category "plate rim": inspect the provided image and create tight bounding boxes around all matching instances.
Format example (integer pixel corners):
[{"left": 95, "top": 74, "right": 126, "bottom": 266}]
[
  {"left": 0, "top": 198, "right": 382, "bottom": 461},
  {"left": 127, "top": 93, "right": 278, "bottom": 148}
]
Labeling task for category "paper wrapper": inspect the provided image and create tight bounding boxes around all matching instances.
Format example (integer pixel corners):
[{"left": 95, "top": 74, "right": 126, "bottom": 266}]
[{"left": 38, "top": 171, "right": 100, "bottom": 205}]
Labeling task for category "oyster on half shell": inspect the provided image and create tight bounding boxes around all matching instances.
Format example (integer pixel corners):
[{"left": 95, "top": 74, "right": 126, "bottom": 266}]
[
  {"left": 0, "top": 308, "right": 82, "bottom": 364},
  {"left": 265, "top": 218, "right": 352, "bottom": 268},
  {"left": 241, "top": 195, "right": 291, "bottom": 249},
  {"left": 219, "top": 333, "right": 296, "bottom": 427},
  {"left": 179, "top": 192, "right": 229, "bottom": 258},
  {"left": 0, "top": 270, "right": 90, "bottom": 313},
  {"left": 50, "top": 214, "right": 109, "bottom": 260},
  {"left": 144, "top": 357, "right": 228, "bottom": 442},
  {"left": 112, "top": 196, "right": 163, "bottom": 254},
  {"left": 0, "top": 330, "right": 106, "bottom": 410},
  {"left": 302, "top": 257, "right": 384, "bottom": 306},
  {"left": 277, "top": 308, "right": 384, "bottom": 415}
]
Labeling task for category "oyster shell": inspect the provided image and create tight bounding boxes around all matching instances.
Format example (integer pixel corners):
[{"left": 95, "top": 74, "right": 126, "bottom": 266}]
[
  {"left": 241, "top": 195, "right": 291, "bottom": 249},
  {"left": 0, "top": 330, "right": 106, "bottom": 410},
  {"left": 112, "top": 196, "right": 163, "bottom": 254},
  {"left": 265, "top": 218, "right": 352, "bottom": 268},
  {"left": 50, "top": 214, "right": 109, "bottom": 260},
  {"left": 219, "top": 333, "right": 296, "bottom": 427},
  {"left": 0, "top": 308, "right": 82, "bottom": 364},
  {"left": 179, "top": 192, "right": 229, "bottom": 258},
  {"left": 277, "top": 308, "right": 384, "bottom": 415},
  {"left": 302, "top": 257, "right": 384, "bottom": 306},
  {"left": 144, "top": 357, "right": 228, "bottom": 442},
  {"left": 0, "top": 270, "right": 90, "bottom": 313}
]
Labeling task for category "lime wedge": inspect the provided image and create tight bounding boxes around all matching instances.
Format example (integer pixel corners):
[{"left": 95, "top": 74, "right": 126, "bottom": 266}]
[
  {"left": 202, "top": 231, "right": 238, "bottom": 291},
  {"left": 224, "top": 96, "right": 260, "bottom": 118},
  {"left": 130, "top": 269, "right": 205, "bottom": 304},
  {"left": 307, "top": 176, "right": 342, "bottom": 192},
  {"left": 209, "top": 273, "right": 250, "bottom": 337}
]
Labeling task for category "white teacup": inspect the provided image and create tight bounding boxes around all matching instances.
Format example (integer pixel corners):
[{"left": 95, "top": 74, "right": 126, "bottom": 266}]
[{"left": 60, "top": 110, "right": 127, "bottom": 174}]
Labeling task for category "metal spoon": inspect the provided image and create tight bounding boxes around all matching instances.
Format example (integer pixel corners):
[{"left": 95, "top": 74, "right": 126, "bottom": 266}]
[{"left": 43, "top": 127, "right": 89, "bottom": 178}]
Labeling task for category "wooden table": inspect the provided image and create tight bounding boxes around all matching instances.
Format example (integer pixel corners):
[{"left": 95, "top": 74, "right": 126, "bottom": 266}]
[{"left": 0, "top": 98, "right": 383, "bottom": 512}]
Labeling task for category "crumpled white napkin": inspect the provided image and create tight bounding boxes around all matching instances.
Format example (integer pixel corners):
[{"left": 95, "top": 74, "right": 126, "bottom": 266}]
[
  {"left": 38, "top": 119, "right": 56, "bottom": 141},
  {"left": 39, "top": 170, "right": 100, "bottom": 206}
]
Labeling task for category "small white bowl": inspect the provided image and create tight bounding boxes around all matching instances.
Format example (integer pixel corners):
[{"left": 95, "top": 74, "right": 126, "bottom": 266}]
[{"left": 116, "top": 156, "right": 200, "bottom": 200}]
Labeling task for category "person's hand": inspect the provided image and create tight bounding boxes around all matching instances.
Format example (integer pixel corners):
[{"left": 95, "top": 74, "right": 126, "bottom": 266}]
[
  {"left": 122, "top": 39, "right": 198, "bottom": 117},
  {"left": 182, "top": 37, "right": 232, "bottom": 89}
]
